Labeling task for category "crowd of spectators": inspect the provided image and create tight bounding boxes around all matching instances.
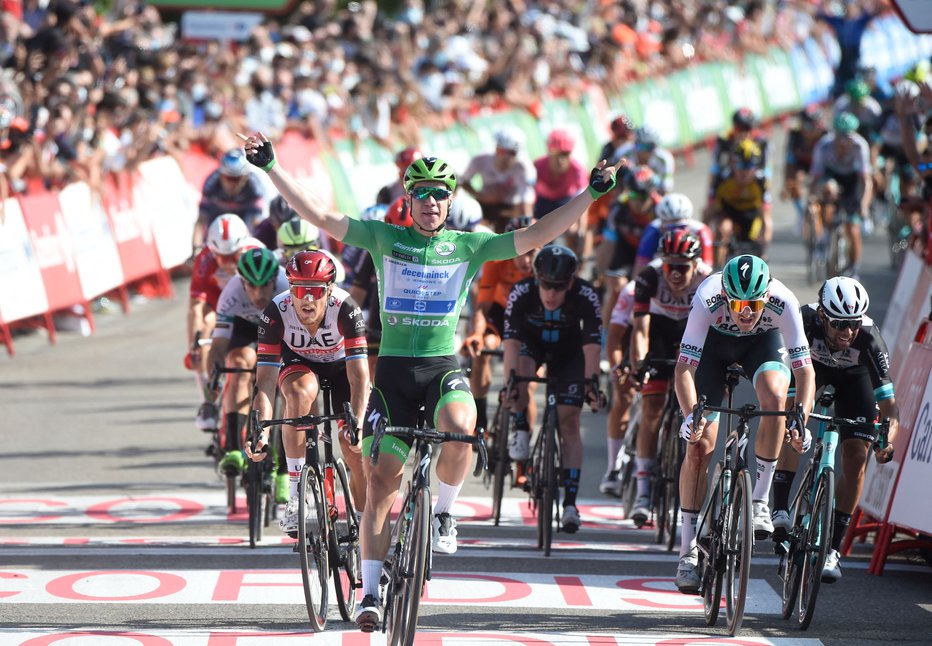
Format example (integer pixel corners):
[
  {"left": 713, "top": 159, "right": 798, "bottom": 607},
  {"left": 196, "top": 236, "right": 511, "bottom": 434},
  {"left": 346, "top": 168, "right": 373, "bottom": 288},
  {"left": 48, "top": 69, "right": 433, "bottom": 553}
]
[{"left": 0, "top": 0, "right": 893, "bottom": 208}]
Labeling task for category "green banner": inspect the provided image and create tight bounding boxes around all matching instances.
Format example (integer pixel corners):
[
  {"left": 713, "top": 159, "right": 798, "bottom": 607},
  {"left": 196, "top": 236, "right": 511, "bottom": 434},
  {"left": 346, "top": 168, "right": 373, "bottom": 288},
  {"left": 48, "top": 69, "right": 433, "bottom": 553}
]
[
  {"left": 631, "top": 76, "right": 688, "bottom": 150},
  {"left": 609, "top": 86, "right": 643, "bottom": 131},
  {"left": 718, "top": 62, "right": 766, "bottom": 123},
  {"left": 747, "top": 48, "right": 803, "bottom": 118},
  {"left": 467, "top": 110, "right": 546, "bottom": 160},
  {"left": 319, "top": 148, "right": 359, "bottom": 219},
  {"left": 418, "top": 124, "right": 481, "bottom": 180},
  {"left": 673, "top": 65, "right": 729, "bottom": 145},
  {"left": 539, "top": 99, "right": 599, "bottom": 165}
]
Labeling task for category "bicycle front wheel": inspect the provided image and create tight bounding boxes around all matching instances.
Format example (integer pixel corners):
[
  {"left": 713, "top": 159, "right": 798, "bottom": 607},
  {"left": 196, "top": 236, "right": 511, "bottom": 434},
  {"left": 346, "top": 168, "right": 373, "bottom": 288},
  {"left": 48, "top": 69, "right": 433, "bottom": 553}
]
[
  {"left": 701, "top": 464, "right": 724, "bottom": 627},
  {"left": 388, "top": 486, "right": 430, "bottom": 646},
  {"left": 330, "top": 459, "right": 360, "bottom": 622},
  {"left": 798, "top": 468, "right": 834, "bottom": 630},
  {"left": 491, "top": 404, "right": 512, "bottom": 526},
  {"left": 656, "top": 413, "right": 681, "bottom": 550},
  {"left": 245, "top": 459, "right": 265, "bottom": 549},
  {"left": 725, "top": 468, "right": 753, "bottom": 636},
  {"left": 541, "top": 414, "right": 559, "bottom": 557},
  {"left": 297, "top": 465, "right": 329, "bottom": 632}
]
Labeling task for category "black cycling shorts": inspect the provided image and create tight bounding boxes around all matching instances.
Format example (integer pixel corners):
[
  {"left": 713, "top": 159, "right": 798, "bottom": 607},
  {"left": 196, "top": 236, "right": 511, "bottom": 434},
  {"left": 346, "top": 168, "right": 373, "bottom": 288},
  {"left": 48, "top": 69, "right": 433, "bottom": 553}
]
[
  {"left": 695, "top": 328, "right": 790, "bottom": 410},
  {"left": 518, "top": 344, "right": 587, "bottom": 407},
  {"left": 790, "top": 364, "right": 878, "bottom": 443},
  {"left": 640, "top": 316, "right": 686, "bottom": 395},
  {"left": 279, "top": 345, "right": 352, "bottom": 412},
  {"left": 824, "top": 171, "right": 863, "bottom": 221},
  {"left": 607, "top": 239, "right": 638, "bottom": 277},
  {"left": 362, "top": 356, "right": 474, "bottom": 462},
  {"left": 228, "top": 317, "right": 259, "bottom": 352}
]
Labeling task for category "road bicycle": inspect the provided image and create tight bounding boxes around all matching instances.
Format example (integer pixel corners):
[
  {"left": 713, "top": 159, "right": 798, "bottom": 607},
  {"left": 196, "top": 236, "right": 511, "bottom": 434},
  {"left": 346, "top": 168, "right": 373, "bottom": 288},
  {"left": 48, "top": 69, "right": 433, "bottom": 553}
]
[
  {"left": 692, "top": 367, "right": 804, "bottom": 636},
  {"left": 509, "top": 370, "right": 602, "bottom": 557},
  {"left": 646, "top": 362, "right": 684, "bottom": 552},
  {"left": 259, "top": 382, "right": 360, "bottom": 631},
  {"left": 370, "top": 411, "right": 487, "bottom": 646},
  {"left": 777, "top": 388, "right": 890, "bottom": 630}
]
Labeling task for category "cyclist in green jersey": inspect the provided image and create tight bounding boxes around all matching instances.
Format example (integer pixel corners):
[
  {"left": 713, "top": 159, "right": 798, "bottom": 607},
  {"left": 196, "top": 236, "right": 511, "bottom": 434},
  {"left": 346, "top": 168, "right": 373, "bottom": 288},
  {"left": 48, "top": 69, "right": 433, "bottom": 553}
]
[{"left": 241, "top": 131, "right": 621, "bottom": 632}]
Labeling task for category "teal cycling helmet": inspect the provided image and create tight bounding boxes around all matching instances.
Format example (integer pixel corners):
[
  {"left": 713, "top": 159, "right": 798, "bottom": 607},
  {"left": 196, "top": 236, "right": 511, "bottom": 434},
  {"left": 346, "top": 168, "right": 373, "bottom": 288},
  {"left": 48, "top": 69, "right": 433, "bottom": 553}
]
[
  {"left": 237, "top": 247, "right": 278, "bottom": 286},
  {"left": 845, "top": 78, "right": 870, "bottom": 102},
  {"left": 834, "top": 111, "right": 859, "bottom": 135},
  {"left": 403, "top": 156, "right": 457, "bottom": 192},
  {"left": 722, "top": 254, "right": 770, "bottom": 300}
]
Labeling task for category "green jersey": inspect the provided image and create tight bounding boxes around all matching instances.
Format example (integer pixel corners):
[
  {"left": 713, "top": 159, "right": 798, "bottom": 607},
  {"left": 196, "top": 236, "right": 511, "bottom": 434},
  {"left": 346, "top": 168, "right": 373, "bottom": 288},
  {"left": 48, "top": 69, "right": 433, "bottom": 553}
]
[{"left": 343, "top": 219, "right": 517, "bottom": 357}]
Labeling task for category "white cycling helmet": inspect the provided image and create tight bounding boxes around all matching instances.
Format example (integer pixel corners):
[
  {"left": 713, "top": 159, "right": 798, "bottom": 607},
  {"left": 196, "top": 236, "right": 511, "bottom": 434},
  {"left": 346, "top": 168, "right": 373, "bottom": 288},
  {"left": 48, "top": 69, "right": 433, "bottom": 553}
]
[
  {"left": 206, "top": 213, "right": 249, "bottom": 256},
  {"left": 894, "top": 79, "right": 920, "bottom": 100},
  {"left": 819, "top": 277, "right": 869, "bottom": 319},
  {"left": 656, "top": 193, "right": 694, "bottom": 223},
  {"left": 494, "top": 126, "right": 524, "bottom": 153},
  {"left": 219, "top": 148, "right": 251, "bottom": 177},
  {"left": 446, "top": 191, "right": 483, "bottom": 232}
]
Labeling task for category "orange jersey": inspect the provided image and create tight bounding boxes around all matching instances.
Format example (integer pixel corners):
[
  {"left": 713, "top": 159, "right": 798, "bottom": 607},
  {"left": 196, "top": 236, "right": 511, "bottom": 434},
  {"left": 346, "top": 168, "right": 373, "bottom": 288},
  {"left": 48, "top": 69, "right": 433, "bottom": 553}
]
[{"left": 477, "top": 259, "right": 533, "bottom": 308}]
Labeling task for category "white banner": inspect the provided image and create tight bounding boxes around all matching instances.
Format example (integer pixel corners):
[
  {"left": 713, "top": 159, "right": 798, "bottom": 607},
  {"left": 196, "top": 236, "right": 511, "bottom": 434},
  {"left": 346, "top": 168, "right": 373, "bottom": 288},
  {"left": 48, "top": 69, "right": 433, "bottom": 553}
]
[
  {"left": 138, "top": 157, "right": 199, "bottom": 270},
  {"left": 888, "top": 369, "right": 932, "bottom": 534},
  {"left": 58, "top": 182, "right": 124, "bottom": 299},
  {"left": 0, "top": 199, "right": 49, "bottom": 323},
  {"left": 181, "top": 11, "right": 264, "bottom": 42},
  {"left": 882, "top": 250, "right": 921, "bottom": 352}
]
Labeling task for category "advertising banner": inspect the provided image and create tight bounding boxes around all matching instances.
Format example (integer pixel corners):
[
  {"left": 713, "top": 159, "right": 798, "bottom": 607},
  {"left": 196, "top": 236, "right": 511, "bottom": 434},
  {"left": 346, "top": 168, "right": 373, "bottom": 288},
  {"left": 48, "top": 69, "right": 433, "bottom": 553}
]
[
  {"left": 0, "top": 198, "right": 49, "bottom": 324},
  {"left": 57, "top": 182, "right": 124, "bottom": 299},
  {"left": 672, "top": 66, "right": 728, "bottom": 145},
  {"left": 860, "top": 342, "right": 932, "bottom": 518},
  {"left": 420, "top": 123, "right": 481, "bottom": 179},
  {"left": 748, "top": 48, "right": 802, "bottom": 117},
  {"left": 137, "top": 157, "right": 199, "bottom": 270},
  {"left": 275, "top": 131, "right": 335, "bottom": 211},
  {"left": 888, "top": 361, "right": 932, "bottom": 534},
  {"left": 631, "top": 77, "right": 687, "bottom": 150},
  {"left": 17, "top": 191, "right": 85, "bottom": 314},
  {"left": 881, "top": 250, "right": 923, "bottom": 375},
  {"left": 101, "top": 173, "right": 163, "bottom": 284},
  {"left": 719, "top": 62, "right": 765, "bottom": 125}
]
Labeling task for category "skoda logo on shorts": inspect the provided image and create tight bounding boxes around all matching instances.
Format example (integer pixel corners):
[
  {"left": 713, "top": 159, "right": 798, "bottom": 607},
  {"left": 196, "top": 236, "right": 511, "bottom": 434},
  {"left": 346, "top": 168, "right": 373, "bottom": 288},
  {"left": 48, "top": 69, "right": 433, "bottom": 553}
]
[
  {"left": 386, "top": 315, "right": 398, "bottom": 326},
  {"left": 434, "top": 241, "right": 456, "bottom": 256}
]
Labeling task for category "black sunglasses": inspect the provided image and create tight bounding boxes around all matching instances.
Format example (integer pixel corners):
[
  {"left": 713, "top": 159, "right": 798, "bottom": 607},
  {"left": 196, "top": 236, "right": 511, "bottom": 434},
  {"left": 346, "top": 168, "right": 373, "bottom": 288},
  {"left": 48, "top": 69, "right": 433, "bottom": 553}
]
[{"left": 826, "top": 317, "right": 861, "bottom": 331}]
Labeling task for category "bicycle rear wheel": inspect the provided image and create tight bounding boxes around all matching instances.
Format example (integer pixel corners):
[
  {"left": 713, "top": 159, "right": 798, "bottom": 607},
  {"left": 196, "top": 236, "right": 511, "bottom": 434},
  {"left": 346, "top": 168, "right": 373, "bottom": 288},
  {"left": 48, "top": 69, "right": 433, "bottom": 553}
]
[
  {"left": 541, "top": 414, "right": 559, "bottom": 557},
  {"left": 491, "top": 404, "right": 512, "bottom": 526},
  {"left": 655, "top": 410, "right": 680, "bottom": 548},
  {"left": 798, "top": 468, "right": 834, "bottom": 630},
  {"left": 297, "top": 465, "right": 329, "bottom": 632},
  {"left": 700, "top": 464, "right": 724, "bottom": 627},
  {"left": 388, "top": 486, "right": 430, "bottom": 646},
  {"left": 330, "top": 459, "right": 360, "bottom": 622},
  {"left": 725, "top": 468, "right": 753, "bottom": 635}
]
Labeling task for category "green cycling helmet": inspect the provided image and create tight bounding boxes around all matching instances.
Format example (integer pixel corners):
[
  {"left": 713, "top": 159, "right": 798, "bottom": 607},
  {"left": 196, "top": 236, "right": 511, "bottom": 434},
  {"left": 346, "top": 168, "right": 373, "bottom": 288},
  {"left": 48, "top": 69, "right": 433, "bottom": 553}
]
[
  {"left": 403, "top": 156, "right": 457, "bottom": 193},
  {"left": 834, "top": 111, "right": 859, "bottom": 135},
  {"left": 237, "top": 247, "right": 278, "bottom": 286},
  {"left": 277, "top": 217, "right": 320, "bottom": 248},
  {"left": 845, "top": 78, "right": 870, "bottom": 102},
  {"left": 722, "top": 254, "right": 770, "bottom": 300}
]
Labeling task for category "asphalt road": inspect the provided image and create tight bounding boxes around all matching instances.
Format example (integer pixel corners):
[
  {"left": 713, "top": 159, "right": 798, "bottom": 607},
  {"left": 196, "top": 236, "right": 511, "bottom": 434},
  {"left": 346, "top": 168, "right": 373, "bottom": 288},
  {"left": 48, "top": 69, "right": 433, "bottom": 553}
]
[{"left": 1, "top": 127, "right": 930, "bottom": 646}]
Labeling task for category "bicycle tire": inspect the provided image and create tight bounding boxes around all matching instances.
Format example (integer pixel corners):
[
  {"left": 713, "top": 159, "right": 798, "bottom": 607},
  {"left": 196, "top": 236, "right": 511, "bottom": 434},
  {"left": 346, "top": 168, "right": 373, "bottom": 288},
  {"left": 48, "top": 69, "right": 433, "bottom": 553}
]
[
  {"left": 541, "top": 413, "right": 558, "bottom": 557},
  {"left": 245, "top": 460, "right": 265, "bottom": 549},
  {"left": 798, "top": 468, "right": 834, "bottom": 630},
  {"left": 297, "top": 465, "right": 329, "bottom": 632},
  {"left": 529, "top": 425, "right": 545, "bottom": 550},
  {"left": 725, "top": 469, "right": 753, "bottom": 636},
  {"left": 388, "top": 486, "right": 430, "bottom": 646},
  {"left": 330, "top": 458, "right": 360, "bottom": 622},
  {"left": 780, "top": 466, "right": 813, "bottom": 620},
  {"left": 655, "top": 408, "right": 679, "bottom": 547},
  {"left": 701, "top": 464, "right": 724, "bottom": 627},
  {"left": 491, "top": 404, "right": 511, "bottom": 527},
  {"left": 226, "top": 472, "right": 237, "bottom": 515},
  {"left": 620, "top": 454, "right": 637, "bottom": 522}
]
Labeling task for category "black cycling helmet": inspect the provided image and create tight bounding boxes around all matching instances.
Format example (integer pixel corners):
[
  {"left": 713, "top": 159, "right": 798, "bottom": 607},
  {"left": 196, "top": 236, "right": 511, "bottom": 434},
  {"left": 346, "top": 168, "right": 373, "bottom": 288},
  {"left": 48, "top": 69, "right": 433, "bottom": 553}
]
[
  {"left": 732, "top": 107, "right": 757, "bottom": 131},
  {"left": 269, "top": 195, "right": 297, "bottom": 226},
  {"left": 533, "top": 245, "right": 578, "bottom": 285}
]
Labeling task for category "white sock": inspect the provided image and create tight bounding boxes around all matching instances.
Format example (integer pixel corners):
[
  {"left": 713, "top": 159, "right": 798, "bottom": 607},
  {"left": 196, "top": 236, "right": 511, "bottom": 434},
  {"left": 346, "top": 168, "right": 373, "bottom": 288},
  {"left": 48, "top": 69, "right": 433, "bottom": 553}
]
[
  {"left": 753, "top": 456, "right": 777, "bottom": 503},
  {"left": 286, "top": 458, "right": 304, "bottom": 499},
  {"left": 680, "top": 510, "right": 699, "bottom": 558},
  {"left": 635, "top": 457, "right": 654, "bottom": 499},
  {"left": 434, "top": 480, "right": 463, "bottom": 515},
  {"left": 362, "top": 559, "right": 382, "bottom": 598},
  {"left": 607, "top": 437, "right": 624, "bottom": 473}
]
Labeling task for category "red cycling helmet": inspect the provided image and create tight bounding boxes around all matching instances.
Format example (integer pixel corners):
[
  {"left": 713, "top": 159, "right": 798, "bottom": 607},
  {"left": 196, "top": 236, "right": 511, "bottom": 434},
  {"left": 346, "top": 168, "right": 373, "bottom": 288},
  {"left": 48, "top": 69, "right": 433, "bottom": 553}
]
[
  {"left": 385, "top": 195, "right": 414, "bottom": 227},
  {"left": 610, "top": 114, "right": 634, "bottom": 138},
  {"left": 547, "top": 129, "right": 575, "bottom": 153},
  {"left": 395, "top": 147, "right": 424, "bottom": 172},
  {"left": 659, "top": 229, "right": 701, "bottom": 260},
  {"left": 286, "top": 250, "right": 337, "bottom": 284}
]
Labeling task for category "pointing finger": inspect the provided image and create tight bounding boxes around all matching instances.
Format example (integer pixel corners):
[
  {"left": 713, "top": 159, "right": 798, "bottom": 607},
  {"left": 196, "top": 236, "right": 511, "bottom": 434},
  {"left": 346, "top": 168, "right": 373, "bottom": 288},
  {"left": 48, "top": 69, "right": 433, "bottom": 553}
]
[{"left": 235, "top": 132, "right": 250, "bottom": 142}]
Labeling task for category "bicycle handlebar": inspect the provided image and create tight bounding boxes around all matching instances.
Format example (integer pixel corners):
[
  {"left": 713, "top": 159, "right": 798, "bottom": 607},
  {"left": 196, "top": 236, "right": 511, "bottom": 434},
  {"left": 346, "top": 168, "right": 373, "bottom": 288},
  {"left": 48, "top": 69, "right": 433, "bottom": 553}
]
[
  {"left": 259, "top": 401, "right": 359, "bottom": 445},
  {"left": 370, "top": 423, "right": 488, "bottom": 477},
  {"left": 693, "top": 395, "right": 805, "bottom": 431}
]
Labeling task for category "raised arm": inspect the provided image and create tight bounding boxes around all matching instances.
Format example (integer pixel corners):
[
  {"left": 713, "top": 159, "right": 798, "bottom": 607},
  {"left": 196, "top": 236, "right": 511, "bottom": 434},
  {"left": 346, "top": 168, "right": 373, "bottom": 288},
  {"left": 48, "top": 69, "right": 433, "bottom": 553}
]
[
  {"left": 239, "top": 132, "right": 351, "bottom": 241},
  {"left": 514, "top": 160, "right": 623, "bottom": 255}
]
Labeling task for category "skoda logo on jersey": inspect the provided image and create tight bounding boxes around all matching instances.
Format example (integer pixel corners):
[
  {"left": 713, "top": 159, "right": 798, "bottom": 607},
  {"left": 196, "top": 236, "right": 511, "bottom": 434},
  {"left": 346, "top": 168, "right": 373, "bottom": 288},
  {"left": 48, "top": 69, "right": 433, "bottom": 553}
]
[
  {"left": 386, "top": 315, "right": 398, "bottom": 326},
  {"left": 434, "top": 241, "right": 456, "bottom": 256}
]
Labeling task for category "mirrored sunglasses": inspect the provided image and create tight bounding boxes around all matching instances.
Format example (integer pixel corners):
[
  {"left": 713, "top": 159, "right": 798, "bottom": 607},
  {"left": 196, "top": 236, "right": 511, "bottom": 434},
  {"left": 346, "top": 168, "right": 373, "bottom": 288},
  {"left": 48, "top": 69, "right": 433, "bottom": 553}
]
[
  {"left": 663, "top": 262, "right": 692, "bottom": 273},
  {"left": 410, "top": 186, "right": 452, "bottom": 201},
  {"left": 727, "top": 298, "right": 765, "bottom": 314},
  {"left": 291, "top": 284, "right": 328, "bottom": 300}
]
